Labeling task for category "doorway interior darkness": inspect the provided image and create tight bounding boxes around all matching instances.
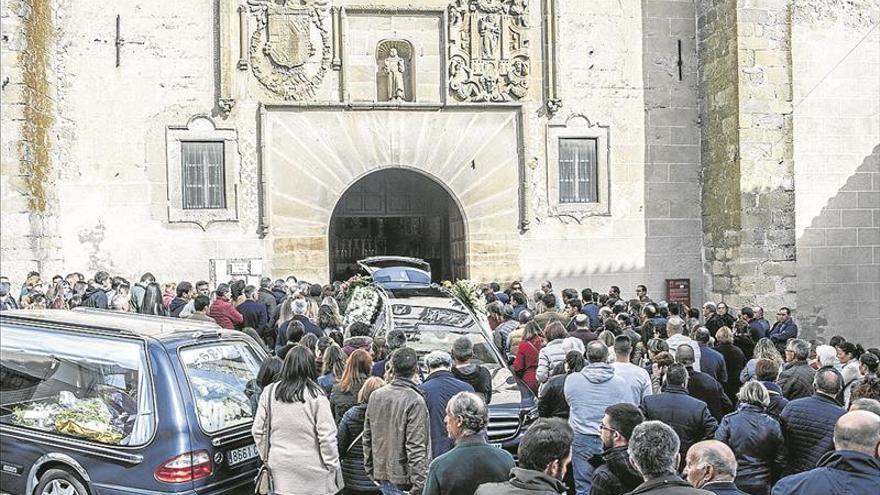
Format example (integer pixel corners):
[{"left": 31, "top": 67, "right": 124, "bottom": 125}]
[{"left": 329, "top": 169, "right": 466, "bottom": 283}]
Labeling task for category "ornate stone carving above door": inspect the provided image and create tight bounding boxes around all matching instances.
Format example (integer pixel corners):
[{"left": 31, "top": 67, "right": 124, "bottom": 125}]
[
  {"left": 447, "top": 0, "right": 530, "bottom": 102},
  {"left": 246, "top": 0, "right": 331, "bottom": 100}
]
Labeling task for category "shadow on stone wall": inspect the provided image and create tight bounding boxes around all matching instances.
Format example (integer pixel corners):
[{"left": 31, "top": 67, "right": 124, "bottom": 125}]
[{"left": 797, "top": 144, "right": 880, "bottom": 346}]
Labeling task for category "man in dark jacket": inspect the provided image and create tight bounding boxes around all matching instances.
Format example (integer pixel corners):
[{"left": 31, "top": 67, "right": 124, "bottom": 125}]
[
  {"left": 590, "top": 403, "right": 644, "bottom": 495},
  {"left": 419, "top": 351, "right": 474, "bottom": 459},
  {"left": 169, "top": 281, "right": 193, "bottom": 317},
  {"left": 684, "top": 441, "right": 748, "bottom": 495},
  {"left": 81, "top": 271, "right": 111, "bottom": 309},
  {"left": 364, "top": 347, "right": 431, "bottom": 495},
  {"left": 767, "top": 307, "right": 798, "bottom": 355},
  {"left": 289, "top": 297, "right": 323, "bottom": 338},
  {"left": 772, "top": 410, "right": 880, "bottom": 494},
  {"left": 236, "top": 285, "right": 269, "bottom": 336},
  {"left": 256, "top": 277, "right": 277, "bottom": 319},
  {"left": 474, "top": 418, "right": 572, "bottom": 495},
  {"left": 626, "top": 421, "right": 713, "bottom": 495},
  {"left": 702, "top": 303, "right": 724, "bottom": 338},
  {"left": 423, "top": 392, "right": 515, "bottom": 495},
  {"left": 451, "top": 336, "right": 493, "bottom": 404},
  {"left": 777, "top": 338, "right": 815, "bottom": 400},
  {"left": 641, "top": 364, "right": 718, "bottom": 466},
  {"left": 779, "top": 367, "right": 846, "bottom": 476},
  {"left": 677, "top": 345, "right": 732, "bottom": 421},
  {"left": 695, "top": 328, "right": 728, "bottom": 384}
]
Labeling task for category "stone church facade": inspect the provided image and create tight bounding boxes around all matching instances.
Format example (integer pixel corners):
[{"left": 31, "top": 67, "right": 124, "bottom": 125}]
[{"left": 1, "top": 0, "right": 878, "bottom": 345}]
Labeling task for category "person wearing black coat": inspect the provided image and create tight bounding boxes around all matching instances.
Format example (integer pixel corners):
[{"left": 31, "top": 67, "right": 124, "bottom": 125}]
[
  {"left": 714, "top": 382, "right": 786, "bottom": 495},
  {"left": 590, "top": 403, "right": 645, "bottom": 495},
  {"left": 677, "top": 344, "right": 733, "bottom": 421},
  {"left": 777, "top": 339, "right": 815, "bottom": 401},
  {"left": 641, "top": 364, "right": 718, "bottom": 465},
  {"left": 337, "top": 378, "right": 384, "bottom": 495},
  {"left": 451, "top": 337, "right": 493, "bottom": 404},
  {"left": 714, "top": 328, "right": 746, "bottom": 405},
  {"left": 537, "top": 351, "right": 584, "bottom": 420},
  {"left": 779, "top": 367, "right": 846, "bottom": 476}
]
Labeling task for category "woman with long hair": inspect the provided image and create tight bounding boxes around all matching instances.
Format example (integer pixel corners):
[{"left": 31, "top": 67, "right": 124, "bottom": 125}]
[
  {"left": 513, "top": 321, "right": 545, "bottom": 394},
  {"left": 318, "top": 303, "right": 344, "bottom": 334},
  {"left": 740, "top": 338, "right": 784, "bottom": 383},
  {"left": 140, "top": 282, "right": 168, "bottom": 316},
  {"left": 252, "top": 346, "right": 342, "bottom": 495},
  {"left": 337, "top": 376, "right": 385, "bottom": 495},
  {"left": 318, "top": 344, "right": 346, "bottom": 395},
  {"left": 330, "top": 349, "right": 373, "bottom": 422}
]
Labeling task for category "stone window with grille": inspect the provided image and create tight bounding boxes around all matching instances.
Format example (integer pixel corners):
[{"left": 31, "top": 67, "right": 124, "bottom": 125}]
[
  {"left": 547, "top": 115, "right": 610, "bottom": 219},
  {"left": 181, "top": 141, "right": 226, "bottom": 209},
  {"left": 166, "top": 116, "right": 238, "bottom": 229},
  {"left": 558, "top": 138, "right": 598, "bottom": 204}
]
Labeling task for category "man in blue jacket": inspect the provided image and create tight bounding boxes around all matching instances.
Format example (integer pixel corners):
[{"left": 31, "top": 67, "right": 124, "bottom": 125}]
[
  {"left": 418, "top": 351, "right": 474, "bottom": 459},
  {"left": 768, "top": 307, "right": 798, "bottom": 355},
  {"left": 772, "top": 410, "right": 880, "bottom": 495},
  {"left": 779, "top": 367, "right": 846, "bottom": 476}
]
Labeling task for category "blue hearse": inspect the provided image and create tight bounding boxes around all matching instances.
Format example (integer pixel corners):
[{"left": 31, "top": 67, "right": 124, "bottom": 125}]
[{"left": 0, "top": 309, "right": 267, "bottom": 495}]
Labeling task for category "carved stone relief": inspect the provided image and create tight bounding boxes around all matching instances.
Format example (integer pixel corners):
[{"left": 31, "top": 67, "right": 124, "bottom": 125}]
[
  {"left": 377, "top": 40, "right": 414, "bottom": 102},
  {"left": 246, "top": 0, "right": 331, "bottom": 100},
  {"left": 447, "top": 0, "right": 530, "bottom": 102}
]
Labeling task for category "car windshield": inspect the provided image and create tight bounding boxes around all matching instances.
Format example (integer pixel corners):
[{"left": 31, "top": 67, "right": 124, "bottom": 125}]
[{"left": 390, "top": 304, "right": 502, "bottom": 369}]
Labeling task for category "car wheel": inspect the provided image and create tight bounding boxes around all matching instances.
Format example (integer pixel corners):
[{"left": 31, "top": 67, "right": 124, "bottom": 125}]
[{"left": 34, "top": 468, "right": 89, "bottom": 495}]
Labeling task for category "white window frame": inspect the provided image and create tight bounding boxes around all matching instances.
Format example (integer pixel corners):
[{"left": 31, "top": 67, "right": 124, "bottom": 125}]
[
  {"left": 546, "top": 114, "right": 611, "bottom": 220},
  {"left": 166, "top": 115, "right": 239, "bottom": 229}
]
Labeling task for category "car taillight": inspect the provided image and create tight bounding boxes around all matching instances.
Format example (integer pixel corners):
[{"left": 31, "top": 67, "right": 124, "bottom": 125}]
[{"left": 155, "top": 450, "right": 213, "bottom": 483}]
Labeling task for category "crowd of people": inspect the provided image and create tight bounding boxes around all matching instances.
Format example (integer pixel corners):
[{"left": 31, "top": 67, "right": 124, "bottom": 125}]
[{"left": 1, "top": 271, "right": 879, "bottom": 495}]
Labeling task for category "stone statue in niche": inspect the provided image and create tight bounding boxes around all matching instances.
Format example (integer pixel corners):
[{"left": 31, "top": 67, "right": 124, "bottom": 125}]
[
  {"left": 479, "top": 14, "right": 500, "bottom": 59},
  {"left": 384, "top": 48, "right": 406, "bottom": 101},
  {"left": 376, "top": 40, "right": 414, "bottom": 102}
]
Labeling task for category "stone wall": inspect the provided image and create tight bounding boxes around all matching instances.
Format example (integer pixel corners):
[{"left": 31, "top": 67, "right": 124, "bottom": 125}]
[
  {"left": 792, "top": 0, "right": 880, "bottom": 345},
  {"left": 0, "top": 0, "right": 63, "bottom": 277},
  {"left": 699, "top": 0, "right": 742, "bottom": 301},
  {"left": 700, "top": 0, "right": 797, "bottom": 311}
]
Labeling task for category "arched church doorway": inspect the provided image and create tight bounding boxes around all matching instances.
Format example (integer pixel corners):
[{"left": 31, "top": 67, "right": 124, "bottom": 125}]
[{"left": 329, "top": 169, "right": 467, "bottom": 282}]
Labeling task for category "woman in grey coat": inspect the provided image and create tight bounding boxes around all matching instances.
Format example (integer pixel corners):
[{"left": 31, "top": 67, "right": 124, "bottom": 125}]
[{"left": 252, "top": 346, "right": 343, "bottom": 495}]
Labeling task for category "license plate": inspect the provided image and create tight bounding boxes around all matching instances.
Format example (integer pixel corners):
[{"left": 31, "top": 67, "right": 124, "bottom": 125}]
[{"left": 227, "top": 444, "right": 259, "bottom": 467}]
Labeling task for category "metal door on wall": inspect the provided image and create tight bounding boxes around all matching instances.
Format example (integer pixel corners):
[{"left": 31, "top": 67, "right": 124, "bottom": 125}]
[{"left": 329, "top": 169, "right": 467, "bottom": 282}]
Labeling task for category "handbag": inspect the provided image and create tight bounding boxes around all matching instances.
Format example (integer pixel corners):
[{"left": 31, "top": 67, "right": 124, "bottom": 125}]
[{"left": 254, "top": 384, "right": 276, "bottom": 495}]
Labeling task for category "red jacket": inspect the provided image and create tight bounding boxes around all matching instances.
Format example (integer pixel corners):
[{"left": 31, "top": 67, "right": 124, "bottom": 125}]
[
  {"left": 513, "top": 336, "right": 544, "bottom": 394},
  {"left": 208, "top": 297, "right": 243, "bottom": 329}
]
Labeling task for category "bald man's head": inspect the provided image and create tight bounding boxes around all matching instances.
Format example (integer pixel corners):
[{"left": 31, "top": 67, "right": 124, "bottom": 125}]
[
  {"left": 834, "top": 411, "right": 880, "bottom": 458},
  {"left": 676, "top": 344, "right": 696, "bottom": 365},
  {"left": 684, "top": 440, "right": 737, "bottom": 488}
]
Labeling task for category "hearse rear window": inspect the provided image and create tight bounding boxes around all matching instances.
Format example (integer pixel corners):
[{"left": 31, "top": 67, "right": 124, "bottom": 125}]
[
  {"left": 179, "top": 341, "right": 261, "bottom": 433},
  {"left": 0, "top": 324, "right": 155, "bottom": 446}
]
